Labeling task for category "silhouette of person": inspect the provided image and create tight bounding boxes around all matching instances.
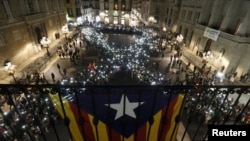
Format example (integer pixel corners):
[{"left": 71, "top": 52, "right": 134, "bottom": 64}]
[
  {"left": 63, "top": 68, "right": 67, "bottom": 76},
  {"left": 51, "top": 72, "right": 55, "bottom": 82},
  {"left": 57, "top": 63, "right": 61, "bottom": 71}
]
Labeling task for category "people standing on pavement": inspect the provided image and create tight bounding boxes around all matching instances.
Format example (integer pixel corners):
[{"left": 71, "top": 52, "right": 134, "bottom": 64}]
[
  {"left": 26, "top": 74, "right": 31, "bottom": 83},
  {"left": 170, "top": 55, "right": 173, "bottom": 62},
  {"left": 79, "top": 41, "right": 82, "bottom": 47},
  {"left": 221, "top": 65, "right": 225, "bottom": 72},
  {"left": 194, "top": 66, "right": 197, "bottom": 73},
  {"left": 40, "top": 73, "right": 46, "bottom": 83},
  {"left": 51, "top": 72, "right": 55, "bottom": 82},
  {"left": 63, "top": 68, "right": 67, "bottom": 76},
  {"left": 57, "top": 63, "right": 61, "bottom": 72}
]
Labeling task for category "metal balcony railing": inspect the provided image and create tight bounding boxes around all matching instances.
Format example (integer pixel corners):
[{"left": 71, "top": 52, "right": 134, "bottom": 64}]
[{"left": 0, "top": 84, "right": 249, "bottom": 141}]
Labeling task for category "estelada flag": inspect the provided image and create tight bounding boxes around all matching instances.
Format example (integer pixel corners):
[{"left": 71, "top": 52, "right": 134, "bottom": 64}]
[{"left": 49, "top": 87, "right": 184, "bottom": 141}]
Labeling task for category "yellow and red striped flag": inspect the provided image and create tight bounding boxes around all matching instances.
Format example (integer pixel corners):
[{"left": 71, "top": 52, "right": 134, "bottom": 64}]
[{"left": 49, "top": 87, "right": 184, "bottom": 141}]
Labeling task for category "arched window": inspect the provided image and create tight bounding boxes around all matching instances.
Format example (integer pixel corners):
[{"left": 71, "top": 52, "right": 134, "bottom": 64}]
[
  {"left": 35, "top": 27, "right": 42, "bottom": 44},
  {"left": 179, "top": 25, "right": 182, "bottom": 34},
  {"left": 204, "top": 39, "right": 212, "bottom": 52},
  {"left": 24, "top": 0, "right": 39, "bottom": 14}
]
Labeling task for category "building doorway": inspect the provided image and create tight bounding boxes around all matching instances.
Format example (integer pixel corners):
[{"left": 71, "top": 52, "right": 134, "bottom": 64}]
[
  {"left": 35, "top": 27, "right": 42, "bottom": 44},
  {"left": 204, "top": 39, "right": 212, "bottom": 53},
  {"left": 114, "top": 17, "right": 118, "bottom": 24}
]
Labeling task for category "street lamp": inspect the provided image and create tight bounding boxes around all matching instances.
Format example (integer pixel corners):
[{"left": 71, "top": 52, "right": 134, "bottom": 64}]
[
  {"left": 176, "top": 34, "right": 184, "bottom": 43},
  {"left": 61, "top": 25, "right": 69, "bottom": 39},
  {"left": 176, "top": 34, "right": 184, "bottom": 50},
  {"left": 40, "top": 36, "right": 51, "bottom": 57},
  {"left": 4, "top": 60, "right": 17, "bottom": 83}
]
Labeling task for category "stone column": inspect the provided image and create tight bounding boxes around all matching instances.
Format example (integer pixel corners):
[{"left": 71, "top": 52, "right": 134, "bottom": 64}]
[
  {"left": 220, "top": 0, "right": 243, "bottom": 32},
  {"left": 44, "top": 0, "right": 49, "bottom": 14},
  {"left": 208, "top": 0, "right": 225, "bottom": 29},
  {"left": 198, "top": 0, "right": 213, "bottom": 26},
  {"left": 3, "top": 0, "right": 14, "bottom": 21}
]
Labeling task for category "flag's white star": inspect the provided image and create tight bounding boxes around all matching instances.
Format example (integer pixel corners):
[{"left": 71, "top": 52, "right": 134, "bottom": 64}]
[{"left": 105, "top": 95, "right": 144, "bottom": 120}]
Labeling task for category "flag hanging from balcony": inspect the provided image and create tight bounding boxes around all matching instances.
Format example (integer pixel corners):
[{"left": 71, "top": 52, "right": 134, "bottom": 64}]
[{"left": 49, "top": 87, "right": 184, "bottom": 141}]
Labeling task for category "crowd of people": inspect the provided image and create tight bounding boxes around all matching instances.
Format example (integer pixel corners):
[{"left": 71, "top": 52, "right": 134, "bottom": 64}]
[
  {"left": 57, "top": 26, "right": 166, "bottom": 85},
  {"left": 0, "top": 88, "right": 59, "bottom": 140},
  {"left": 54, "top": 24, "right": 250, "bottom": 126}
]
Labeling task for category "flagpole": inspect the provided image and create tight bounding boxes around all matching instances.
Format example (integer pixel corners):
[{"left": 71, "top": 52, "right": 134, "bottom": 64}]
[
  {"left": 44, "top": 89, "right": 61, "bottom": 141},
  {"left": 146, "top": 89, "right": 158, "bottom": 141},
  {"left": 73, "top": 89, "right": 86, "bottom": 141},
  {"left": 158, "top": 89, "right": 174, "bottom": 141},
  {"left": 90, "top": 88, "right": 100, "bottom": 141},
  {"left": 57, "top": 89, "right": 73, "bottom": 141},
  {"left": 181, "top": 87, "right": 204, "bottom": 141},
  {"left": 134, "top": 89, "right": 142, "bottom": 141},
  {"left": 170, "top": 94, "right": 185, "bottom": 141},
  {"left": 106, "top": 89, "right": 113, "bottom": 141}
]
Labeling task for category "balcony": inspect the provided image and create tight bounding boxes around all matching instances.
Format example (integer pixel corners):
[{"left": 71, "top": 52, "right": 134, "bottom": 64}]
[
  {"left": 24, "top": 13, "right": 46, "bottom": 23},
  {"left": 0, "top": 84, "right": 249, "bottom": 141},
  {"left": 196, "top": 24, "right": 250, "bottom": 43}
]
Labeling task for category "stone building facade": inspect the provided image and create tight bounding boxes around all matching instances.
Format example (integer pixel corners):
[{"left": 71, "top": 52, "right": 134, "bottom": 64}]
[
  {"left": 95, "top": 0, "right": 133, "bottom": 25},
  {"left": 140, "top": 0, "right": 181, "bottom": 32},
  {"left": 1, "top": 0, "right": 250, "bottom": 80},
  {"left": 180, "top": 0, "right": 250, "bottom": 77},
  {"left": 0, "top": 0, "right": 66, "bottom": 68},
  {"left": 140, "top": 0, "right": 250, "bottom": 78},
  {"left": 71, "top": 0, "right": 133, "bottom": 26}
]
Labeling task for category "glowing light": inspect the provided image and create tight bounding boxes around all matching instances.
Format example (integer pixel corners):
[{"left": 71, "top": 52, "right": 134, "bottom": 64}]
[
  {"left": 176, "top": 34, "right": 184, "bottom": 43},
  {"left": 40, "top": 37, "right": 51, "bottom": 46}
]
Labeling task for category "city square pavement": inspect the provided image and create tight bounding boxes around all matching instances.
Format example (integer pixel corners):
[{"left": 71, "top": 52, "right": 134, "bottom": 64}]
[
  {"left": 0, "top": 30, "right": 76, "bottom": 84},
  {"left": 1, "top": 26, "right": 249, "bottom": 86}
]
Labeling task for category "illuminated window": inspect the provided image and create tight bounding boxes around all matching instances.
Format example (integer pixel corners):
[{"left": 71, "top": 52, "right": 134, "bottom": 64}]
[
  {"left": 121, "top": 17, "right": 125, "bottom": 25},
  {"left": 105, "top": 16, "right": 109, "bottom": 23},
  {"left": 114, "top": 16, "right": 118, "bottom": 24},
  {"left": 114, "top": 3, "right": 118, "bottom": 10},
  {"left": 113, "top": 11, "right": 118, "bottom": 16}
]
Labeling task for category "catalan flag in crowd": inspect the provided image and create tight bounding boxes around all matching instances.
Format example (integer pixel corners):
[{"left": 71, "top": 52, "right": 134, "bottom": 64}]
[{"left": 49, "top": 87, "right": 184, "bottom": 141}]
